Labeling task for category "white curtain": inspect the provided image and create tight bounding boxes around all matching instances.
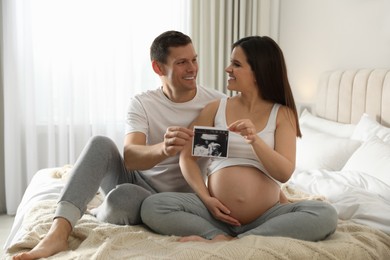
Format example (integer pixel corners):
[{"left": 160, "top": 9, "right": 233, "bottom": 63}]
[
  {"left": 190, "top": 0, "right": 280, "bottom": 93},
  {"left": 1, "top": 0, "right": 279, "bottom": 215},
  {"left": 2, "top": 0, "right": 190, "bottom": 215}
]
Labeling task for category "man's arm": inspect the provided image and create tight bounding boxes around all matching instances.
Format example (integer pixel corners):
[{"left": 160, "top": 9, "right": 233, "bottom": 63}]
[{"left": 123, "top": 127, "right": 194, "bottom": 171}]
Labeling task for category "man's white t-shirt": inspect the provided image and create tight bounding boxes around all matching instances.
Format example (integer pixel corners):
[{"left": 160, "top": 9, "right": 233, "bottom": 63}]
[{"left": 126, "top": 86, "right": 225, "bottom": 192}]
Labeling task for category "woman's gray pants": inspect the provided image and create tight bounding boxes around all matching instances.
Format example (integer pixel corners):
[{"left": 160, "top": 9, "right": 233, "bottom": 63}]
[
  {"left": 141, "top": 192, "right": 338, "bottom": 241},
  {"left": 55, "top": 136, "right": 156, "bottom": 227}
]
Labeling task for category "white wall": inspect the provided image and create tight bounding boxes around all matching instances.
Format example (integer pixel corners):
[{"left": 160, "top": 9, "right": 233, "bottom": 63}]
[
  {"left": 279, "top": 0, "right": 390, "bottom": 106},
  {"left": 0, "top": 3, "right": 5, "bottom": 213}
]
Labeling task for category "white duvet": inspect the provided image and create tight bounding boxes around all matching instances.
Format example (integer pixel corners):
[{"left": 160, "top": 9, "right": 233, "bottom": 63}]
[
  {"left": 288, "top": 168, "right": 390, "bottom": 235},
  {"left": 3, "top": 168, "right": 64, "bottom": 249}
]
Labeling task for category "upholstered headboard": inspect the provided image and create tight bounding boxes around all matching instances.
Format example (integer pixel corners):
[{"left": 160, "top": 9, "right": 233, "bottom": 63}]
[{"left": 315, "top": 69, "right": 390, "bottom": 127}]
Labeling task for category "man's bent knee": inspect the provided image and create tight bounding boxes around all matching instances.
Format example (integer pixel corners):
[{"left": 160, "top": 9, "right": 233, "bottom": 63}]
[
  {"left": 95, "top": 184, "right": 152, "bottom": 225},
  {"left": 88, "top": 135, "right": 117, "bottom": 152}
]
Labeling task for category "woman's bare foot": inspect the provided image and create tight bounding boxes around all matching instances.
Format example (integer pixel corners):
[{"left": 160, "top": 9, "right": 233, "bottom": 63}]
[
  {"left": 280, "top": 190, "right": 290, "bottom": 204},
  {"left": 179, "top": 235, "right": 208, "bottom": 242},
  {"left": 12, "top": 218, "right": 72, "bottom": 260},
  {"left": 179, "top": 234, "right": 236, "bottom": 243}
]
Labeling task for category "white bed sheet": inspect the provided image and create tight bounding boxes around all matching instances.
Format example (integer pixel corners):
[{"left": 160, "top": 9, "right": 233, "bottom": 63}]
[{"left": 288, "top": 168, "right": 390, "bottom": 235}]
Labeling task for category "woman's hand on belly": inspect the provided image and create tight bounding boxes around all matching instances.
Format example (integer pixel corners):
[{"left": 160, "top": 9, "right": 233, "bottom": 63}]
[
  {"left": 202, "top": 196, "right": 241, "bottom": 226},
  {"left": 208, "top": 166, "right": 280, "bottom": 225}
]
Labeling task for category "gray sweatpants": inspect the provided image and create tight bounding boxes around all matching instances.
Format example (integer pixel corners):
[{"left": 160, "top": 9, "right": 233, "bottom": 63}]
[
  {"left": 141, "top": 192, "right": 338, "bottom": 241},
  {"left": 55, "top": 136, "right": 157, "bottom": 227}
]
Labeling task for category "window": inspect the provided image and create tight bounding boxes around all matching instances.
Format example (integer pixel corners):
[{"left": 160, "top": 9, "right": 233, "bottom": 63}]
[{"left": 29, "top": 0, "right": 190, "bottom": 124}]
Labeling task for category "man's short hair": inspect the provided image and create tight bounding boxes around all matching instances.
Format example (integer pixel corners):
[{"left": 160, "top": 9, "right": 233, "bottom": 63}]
[{"left": 150, "top": 31, "right": 192, "bottom": 64}]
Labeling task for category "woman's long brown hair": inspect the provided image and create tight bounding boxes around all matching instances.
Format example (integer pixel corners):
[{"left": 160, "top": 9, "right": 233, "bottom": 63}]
[{"left": 233, "top": 36, "right": 302, "bottom": 137}]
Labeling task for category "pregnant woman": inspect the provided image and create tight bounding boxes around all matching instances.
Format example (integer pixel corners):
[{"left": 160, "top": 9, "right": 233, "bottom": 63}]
[{"left": 141, "top": 36, "right": 338, "bottom": 242}]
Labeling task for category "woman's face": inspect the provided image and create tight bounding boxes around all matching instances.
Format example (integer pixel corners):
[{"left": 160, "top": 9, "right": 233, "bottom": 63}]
[{"left": 225, "top": 46, "right": 257, "bottom": 93}]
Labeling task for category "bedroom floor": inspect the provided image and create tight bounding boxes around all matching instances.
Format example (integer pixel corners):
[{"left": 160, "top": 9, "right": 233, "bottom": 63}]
[{"left": 1, "top": 214, "right": 15, "bottom": 258}]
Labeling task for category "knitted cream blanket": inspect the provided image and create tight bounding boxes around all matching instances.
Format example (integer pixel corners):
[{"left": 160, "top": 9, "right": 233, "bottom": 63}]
[
  {"left": 5, "top": 166, "right": 390, "bottom": 259},
  {"left": 5, "top": 199, "right": 390, "bottom": 259}
]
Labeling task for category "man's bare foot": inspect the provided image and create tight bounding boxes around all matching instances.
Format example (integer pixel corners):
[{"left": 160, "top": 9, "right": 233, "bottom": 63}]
[
  {"left": 179, "top": 234, "right": 236, "bottom": 243},
  {"left": 12, "top": 218, "right": 72, "bottom": 260}
]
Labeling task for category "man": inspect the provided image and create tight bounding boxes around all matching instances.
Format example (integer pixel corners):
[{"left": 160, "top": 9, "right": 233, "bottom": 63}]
[{"left": 13, "top": 30, "right": 225, "bottom": 260}]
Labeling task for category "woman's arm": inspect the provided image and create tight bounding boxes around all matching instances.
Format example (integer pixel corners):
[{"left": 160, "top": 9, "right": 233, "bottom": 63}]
[
  {"left": 228, "top": 106, "right": 297, "bottom": 183},
  {"left": 180, "top": 100, "right": 241, "bottom": 226}
]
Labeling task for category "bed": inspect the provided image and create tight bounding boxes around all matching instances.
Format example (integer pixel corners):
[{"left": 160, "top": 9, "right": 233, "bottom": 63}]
[{"left": 4, "top": 68, "right": 390, "bottom": 259}]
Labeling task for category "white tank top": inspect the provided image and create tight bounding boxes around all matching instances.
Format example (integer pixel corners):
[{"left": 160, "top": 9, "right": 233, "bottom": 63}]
[{"left": 208, "top": 98, "right": 281, "bottom": 184}]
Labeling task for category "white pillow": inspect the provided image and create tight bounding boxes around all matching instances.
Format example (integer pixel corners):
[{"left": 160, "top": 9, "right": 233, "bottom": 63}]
[
  {"left": 296, "top": 126, "right": 362, "bottom": 171},
  {"left": 351, "top": 113, "right": 390, "bottom": 144},
  {"left": 299, "top": 109, "right": 356, "bottom": 138},
  {"left": 343, "top": 136, "right": 390, "bottom": 185}
]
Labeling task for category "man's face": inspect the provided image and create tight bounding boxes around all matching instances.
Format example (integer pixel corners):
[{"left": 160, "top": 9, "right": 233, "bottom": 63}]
[{"left": 161, "top": 44, "right": 198, "bottom": 92}]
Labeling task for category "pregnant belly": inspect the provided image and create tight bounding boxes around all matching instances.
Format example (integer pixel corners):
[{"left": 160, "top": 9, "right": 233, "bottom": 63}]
[{"left": 208, "top": 166, "right": 280, "bottom": 225}]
